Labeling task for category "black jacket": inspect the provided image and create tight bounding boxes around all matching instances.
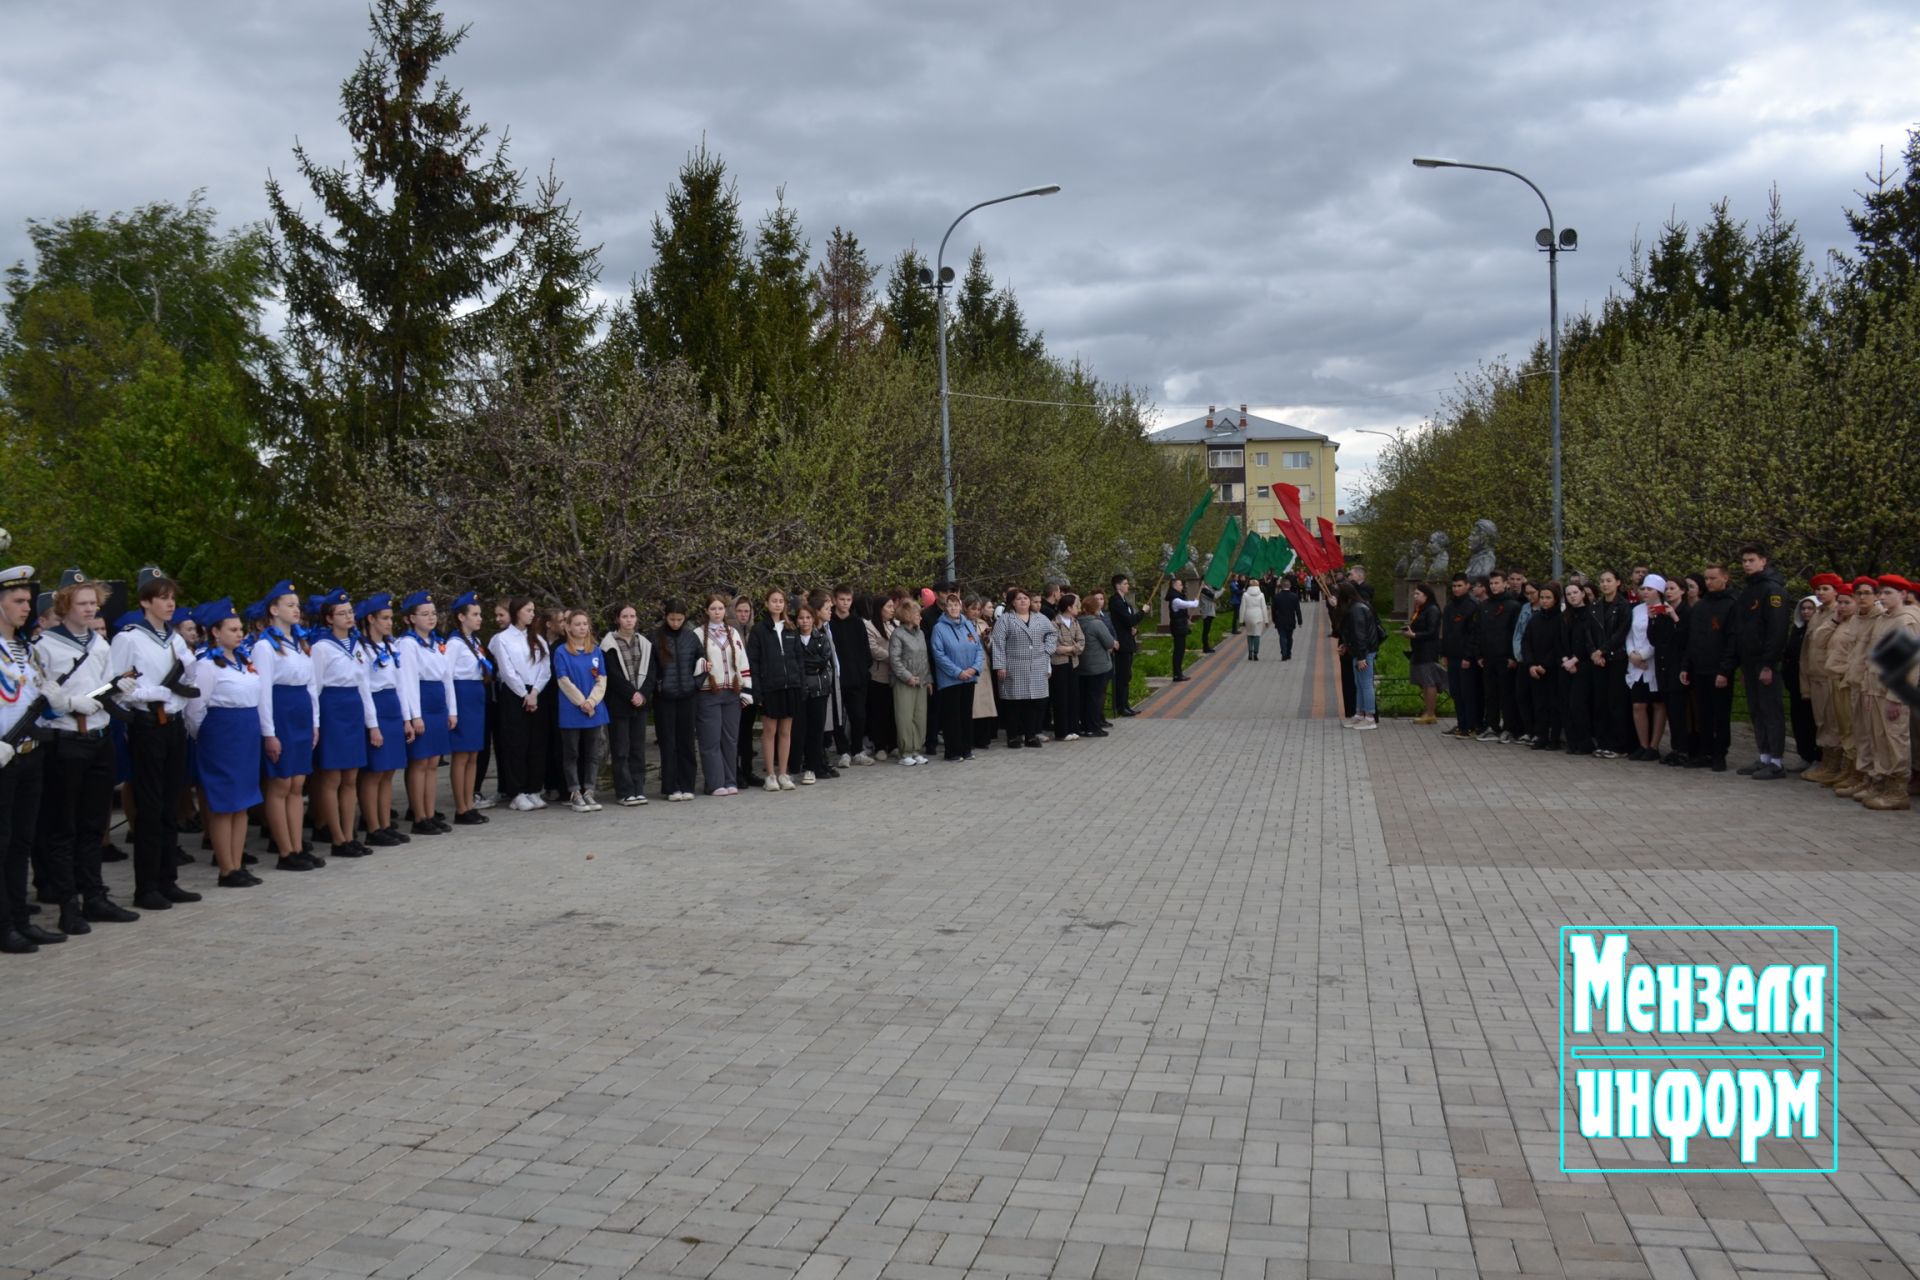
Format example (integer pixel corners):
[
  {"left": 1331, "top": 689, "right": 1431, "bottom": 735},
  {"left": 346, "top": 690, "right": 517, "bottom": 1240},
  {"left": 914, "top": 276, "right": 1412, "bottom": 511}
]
[
  {"left": 1734, "top": 567, "right": 1791, "bottom": 669},
  {"left": 603, "top": 636, "right": 657, "bottom": 718},
  {"left": 827, "top": 612, "right": 868, "bottom": 680},
  {"left": 1109, "top": 593, "right": 1142, "bottom": 654},
  {"left": 1406, "top": 601, "right": 1441, "bottom": 665},
  {"left": 1440, "top": 593, "right": 1480, "bottom": 661},
  {"left": 653, "top": 624, "right": 703, "bottom": 700},
  {"left": 1521, "top": 606, "right": 1562, "bottom": 674},
  {"left": 1595, "top": 594, "right": 1631, "bottom": 665},
  {"left": 1168, "top": 590, "right": 1193, "bottom": 638},
  {"left": 1273, "top": 588, "right": 1302, "bottom": 632},
  {"left": 797, "top": 630, "right": 834, "bottom": 697},
  {"left": 1683, "top": 589, "right": 1738, "bottom": 680},
  {"left": 1651, "top": 604, "right": 1686, "bottom": 687},
  {"left": 1472, "top": 592, "right": 1522, "bottom": 665},
  {"left": 1340, "top": 600, "right": 1381, "bottom": 655},
  {"left": 747, "top": 619, "right": 803, "bottom": 693},
  {"left": 1561, "top": 604, "right": 1600, "bottom": 672}
]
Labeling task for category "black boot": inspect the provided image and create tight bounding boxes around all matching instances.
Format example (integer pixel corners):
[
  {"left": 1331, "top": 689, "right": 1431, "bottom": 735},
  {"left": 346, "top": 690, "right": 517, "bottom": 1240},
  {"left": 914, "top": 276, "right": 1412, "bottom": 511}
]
[
  {"left": 82, "top": 896, "right": 140, "bottom": 923},
  {"left": 58, "top": 901, "right": 92, "bottom": 936}
]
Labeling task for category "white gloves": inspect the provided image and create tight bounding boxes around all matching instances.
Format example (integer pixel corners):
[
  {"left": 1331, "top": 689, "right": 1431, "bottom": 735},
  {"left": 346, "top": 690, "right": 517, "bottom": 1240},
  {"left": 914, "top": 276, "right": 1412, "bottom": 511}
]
[
  {"left": 70, "top": 696, "right": 102, "bottom": 717},
  {"left": 0, "top": 742, "right": 15, "bottom": 768},
  {"left": 114, "top": 674, "right": 139, "bottom": 696}
]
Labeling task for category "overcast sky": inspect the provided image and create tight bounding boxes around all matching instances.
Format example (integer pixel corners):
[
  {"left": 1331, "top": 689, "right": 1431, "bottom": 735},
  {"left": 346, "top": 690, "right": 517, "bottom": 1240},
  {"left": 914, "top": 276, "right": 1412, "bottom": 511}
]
[{"left": 4, "top": 1, "right": 1916, "bottom": 506}]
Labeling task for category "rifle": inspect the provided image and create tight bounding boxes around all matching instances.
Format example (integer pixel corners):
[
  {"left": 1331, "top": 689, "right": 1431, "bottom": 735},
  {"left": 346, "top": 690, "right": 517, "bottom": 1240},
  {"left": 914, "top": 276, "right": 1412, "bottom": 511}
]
[
  {"left": 86, "top": 676, "right": 139, "bottom": 725},
  {"left": 2, "top": 695, "right": 51, "bottom": 757},
  {"left": 158, "top": 655, "right": 201, "bottom": 701}
]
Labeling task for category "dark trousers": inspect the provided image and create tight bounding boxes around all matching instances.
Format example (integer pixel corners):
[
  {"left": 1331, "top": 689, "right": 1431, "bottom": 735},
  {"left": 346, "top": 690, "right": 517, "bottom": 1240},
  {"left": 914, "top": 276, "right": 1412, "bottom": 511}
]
[
  {"left": 1530, "top": 671, "right": 1562, "bottom": 741},
  {"left": 559, "top": 725, "right": 602, "bottom": 792},
  {"left": 475, "top": 685, "right": 496, "bottom": 796},
  {"left": 1201, "top": 616, "right": 1215, "bottom": 651},
  {"left": 1113, "top": 651, "right": 1136, "bottom": 712},
  {"left": 1511, "top": 664, "right": 1534, "bottom": 738},
  {"left": 1171, "top": 631, "right": 1189, "bottom": 680},
  {"left": 39, "top": 735, "right": 111, "bottom": 905},
  {"left": 1447, "top": 660, "right": 1478, "bottom": 732},
  {"left": 736, "top": 701, "right": 759, "bottom": 778},
  {"left": 1, "top": 748, "right": 46, "bottom": 930},
  {"left": 1479, "top": 662, "right": 1504, "bottom": 734},
  {"left": 1277, "top": 626, "right": 1295, "bottom": 660},
  {"left": 655, "top": 697, "right": 697, "bottom": 796},
  {"left": 608, "top": 712, "right": 647, "bottom": 798},
  {"left": 1341, "top": 652, "right": 1357, "bottom": 718},
  {"left": 494, "top": 693, "right": 550, "bottom": 799},
  {"left": 866, "top": 680, "right": 896, "bottom": 754},
  {"left": 1664, "top": 681, "right": 1694, "bottom": 756},
  {"left": 1599, "top": 667, "right": 1634, "bottom": 752},
  {"left": 1787, "top": 678, "right": 1819, "bottom": 764},
  {"left": 1691, "top": 678, "right": 1735, "bottom": 762},
  {"left": 1743, "top": 664, "right": 1786, "bottom": 759},
  {"left": 937, "top": 683, "right": 974, "bottom": 758},
  {"left": 1004, "top": 696, "right": 1046, "bottom": 742},
  {"left": 924, "top": 668, "right": 942, "bottom": 753},
  {"left": 1050, "top": 665, "right": 1078, "bottom": 738},
  {"left": 801, "top": 694, "right": 830, "bottom": 772},
  {"left": 128, "top": 716, "right": 184, "bottom": 896},
  {"left": 540, "top": 684, "right": 566, "bottom": 795},
  {"left": 834, "top": 682, "right": 867, "bottom": 758},
  {"left": 1078, "top": 673, "right": 1109, "bottom": 734},
  {"left": 1565, "top": 667, "right": 1596, "bottom": 753}
]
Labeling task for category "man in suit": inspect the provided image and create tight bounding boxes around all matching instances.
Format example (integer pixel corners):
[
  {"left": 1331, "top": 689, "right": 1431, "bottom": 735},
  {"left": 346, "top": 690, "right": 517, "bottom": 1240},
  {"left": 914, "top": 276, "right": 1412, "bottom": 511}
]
[
  {"left": 1108, "top": 575, "right": 1142, "bottom": 716},
  {"left": 1272, "top": 577, "right": 1302, "bottom": 661}
]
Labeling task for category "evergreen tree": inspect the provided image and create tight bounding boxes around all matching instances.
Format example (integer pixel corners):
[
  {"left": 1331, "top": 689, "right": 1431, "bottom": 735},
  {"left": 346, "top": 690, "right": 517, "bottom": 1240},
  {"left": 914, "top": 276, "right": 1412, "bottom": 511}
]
[
  {"left": 951, "top": 246, "right": 1044, "bottom": 369},
  {"left": 486, "top": 164, "right": 604, "bottom": 378},
  {"left": 1745, "top": 185, "right": 1810, "bottom": 331},
  {"left": 625, "top": 141, "right": 749, "bottom": 411},
  {"left": 881, "top": 248, "right": 936, "bottom": 353},
  {"left": 744, "top": 188, "right": 825, "bottom": 424},
  {"left": 266, "top": 0, "right": 521, "bottom": 461},
  {"left": 1835, "top": 127, "right": 1920, "bottom": 299},
  {"left": 814, "top": 226, "right": 879, "bottom": 359}
]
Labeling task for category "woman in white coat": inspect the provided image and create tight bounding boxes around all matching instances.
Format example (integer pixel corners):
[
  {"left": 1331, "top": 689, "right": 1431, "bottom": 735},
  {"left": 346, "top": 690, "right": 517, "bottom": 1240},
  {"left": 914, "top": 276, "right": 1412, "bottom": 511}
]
[{"left": 1240, "top": 580, "right": 1271, "bottom": 661}]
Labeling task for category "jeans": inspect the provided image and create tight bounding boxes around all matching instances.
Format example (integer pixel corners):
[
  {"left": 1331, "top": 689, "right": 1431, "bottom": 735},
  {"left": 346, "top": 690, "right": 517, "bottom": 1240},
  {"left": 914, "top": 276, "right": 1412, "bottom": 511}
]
[
  {"left": 559, "top": 725, "right": 603, "bottom": 792},
  {"left": 1247, "top": 631, "right": 1261, "bottom": 658},
  {"left": 607, "top": 713, "right": 647, "bottom": 798},
  {"left": 1277, "top": 626, "right": 1294, "bottom": 660},
  {"left": 1355, "top": 651, "right": 1377, "bottom": 716}
]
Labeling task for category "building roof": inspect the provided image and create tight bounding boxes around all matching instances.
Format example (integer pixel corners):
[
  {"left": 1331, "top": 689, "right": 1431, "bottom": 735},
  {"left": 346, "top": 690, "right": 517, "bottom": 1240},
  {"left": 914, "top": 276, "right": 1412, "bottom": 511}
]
[{"left": 1148, "top": 409, "right": 1331, "bottom": 446}]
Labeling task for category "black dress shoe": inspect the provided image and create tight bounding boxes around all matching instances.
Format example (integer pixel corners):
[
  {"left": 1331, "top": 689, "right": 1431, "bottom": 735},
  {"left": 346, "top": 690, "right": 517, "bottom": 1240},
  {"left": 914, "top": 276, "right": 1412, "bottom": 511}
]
[
  {"left": 365, "top": 829, "right": 403, "bottom": 848},
  {"left": 132, "top": 891, "right": 174, "bottom": 911},
  {"left": 57, "top": 902, "right": 92, "bottom": 935},
  {"left": 217, "top": 871, "right": 255, "bottom": 889},
  {"left": 1710, "top": 757, "right": 1728, "bottom": 773},
  {"left": 1171, "top": 675, "right": 1189, "bottom": 683},
  {"left": 241, "top": 852, "right": 258, "bottom": 865},
  {"left": 82, "top": 897, "right": 140, "bottom": 923},
  {"left": 160, "top": 884, "right": 203, "bottom": 903},
  {"left": 1024, "top": 736, "right": 1045, "bottom": 748},
  {"left": 819, "top": 766, "right": 841, "bottom": 779},
  {"left": 1007, "top": 738, "right": 1024, "bottom": 749},
  {"left": 1753, "top": 763, "right": 1786, "bottom": 780},
  {"left": 178, "top": 816, "right": 203, "bottom": 834},
  {"left": 275, "top": 854, "right": 316, "bottom": 871},
  {"left": 171, "top": 848, "right": 193, "bottom": 866},
  {"left": 409, "top": 819, "right": 443, "bottom": 835},
  {"left": 453, "top": 810, "right": 487, "bottom": 825},
  {"left": 1, "top": 929, "right": 38, "bottom": 954},
  {"left": 1736, "top": 759, "right": 1764, "bottom": 776},
  {"left": 19, "top": 923, "right": 67, "bottom": 945},
  {"left": 332, "top": 842, "right": 372, "bottom": 858},
  {"left": 1683, "top": 755, "right": 1710, "bottom": 769},
  {"left": 1120, "top": 708, "right": 1139, "bottom": 717},
  {"left": 101, "top": 844, "right": 129, "bottom": 862}
]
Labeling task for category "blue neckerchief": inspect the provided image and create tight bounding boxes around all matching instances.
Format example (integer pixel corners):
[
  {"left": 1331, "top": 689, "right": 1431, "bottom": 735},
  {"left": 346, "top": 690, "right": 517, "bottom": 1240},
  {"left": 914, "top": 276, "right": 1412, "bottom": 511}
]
[
  {"left": 452, "top": 630, "right": 494, "bottom": 676},
  {"left": 371, "top": 638, "right": 397, "bottom": 669},
  {"left": 319, "top": 630, "right": 358, "bottom": 658},
  {"left": 405, "top": 630, "right": 441, "bottom": 652}
]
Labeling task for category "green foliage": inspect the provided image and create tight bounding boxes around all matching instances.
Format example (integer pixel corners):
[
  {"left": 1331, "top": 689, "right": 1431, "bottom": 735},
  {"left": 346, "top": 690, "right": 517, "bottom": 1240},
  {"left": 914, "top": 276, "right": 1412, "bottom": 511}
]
[{"left": 881, "top": 248, "right": 937, "bottom": 353}]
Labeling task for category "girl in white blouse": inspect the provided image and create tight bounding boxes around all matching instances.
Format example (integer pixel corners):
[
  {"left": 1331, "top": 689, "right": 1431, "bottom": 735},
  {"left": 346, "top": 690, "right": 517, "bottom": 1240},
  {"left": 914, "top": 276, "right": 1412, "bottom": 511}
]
[
  {"left": 185, "top": 600, "right": 265, "bottom": 888},
  {"left": 397, "top": 591, "right": 457, "bottom": 835},
  {"left": 310, "top": 591, "right": 380, "bottom": 858},
  {"left": 250, "top": 582, "right": 322, "bottom": 871},
  {"left": 487, "top": 597, "right": 553, "bottom": 811}
]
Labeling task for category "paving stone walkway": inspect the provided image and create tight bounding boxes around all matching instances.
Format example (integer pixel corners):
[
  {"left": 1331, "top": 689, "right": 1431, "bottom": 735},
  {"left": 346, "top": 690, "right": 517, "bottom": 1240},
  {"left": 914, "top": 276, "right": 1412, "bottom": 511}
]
[{"left": 3, "top": 624, "right": 1917, "bottom": 1280}]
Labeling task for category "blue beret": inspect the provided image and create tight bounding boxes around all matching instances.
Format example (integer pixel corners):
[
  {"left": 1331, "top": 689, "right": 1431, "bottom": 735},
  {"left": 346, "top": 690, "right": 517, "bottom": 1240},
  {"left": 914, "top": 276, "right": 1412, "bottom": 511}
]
[
  {"left": 354, "top": 592, "right": 392, "bottom": 622},
  {"left": 400, "top": 590, "right": 433, "bottom": 612},
  {"left": 449, "top": 591, "right": 478, "bottom": 611}
]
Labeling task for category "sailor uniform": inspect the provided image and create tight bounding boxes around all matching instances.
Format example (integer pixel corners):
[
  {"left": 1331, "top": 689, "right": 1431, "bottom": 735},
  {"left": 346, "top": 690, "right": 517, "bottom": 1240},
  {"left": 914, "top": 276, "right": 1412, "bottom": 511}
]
[
  {"left": 398, "top": 629, "right": 457, "bottom": 760},
  {"left": 251, "top": 627, "right": 319, "bottom": 778},
  {"left": 446, "top": 628, "right": 491, "bottom": 754},
  {"left": 109, "top": 614, "right": 195, "bottom": 897},
  {"left": 364, "top": 638, "right": 407, "bottom": 773},
  {"left": 30, "top": 626, "right": 115, "bottom": 910},
  {"left": 185, "top": 649, "right": 264, "bottom": 814},
  {"left": 311, "top": 631, "right": 377, "bottom": 771},
  {"left": 2, "top": 622, "right": 49, "bottom": 938}
]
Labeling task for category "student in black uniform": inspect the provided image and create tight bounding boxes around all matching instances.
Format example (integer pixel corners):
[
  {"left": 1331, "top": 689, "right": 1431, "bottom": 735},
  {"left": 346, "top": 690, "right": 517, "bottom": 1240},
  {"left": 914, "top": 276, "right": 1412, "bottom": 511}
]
[
  {"left": 1679, "top": 563, "right": 1739, "bottom": 771},
  {"left": 1521, "top": 582, "right": 1565, "bottom": 750},
  {"left": 109, "top": 568, "right": 203, "bottom": 911},
  {"left": 3, "top": 563, "right": 70, "bottom": 952},
  {"left": 1166, "top": 577, "right": 1199, "bottom": 682},
  {"left": 1439, "top": 575, "right": 1480, "bottom": 738},
  {"left": 1108, "top": 575, "right": 1142, "bottom": 715}
]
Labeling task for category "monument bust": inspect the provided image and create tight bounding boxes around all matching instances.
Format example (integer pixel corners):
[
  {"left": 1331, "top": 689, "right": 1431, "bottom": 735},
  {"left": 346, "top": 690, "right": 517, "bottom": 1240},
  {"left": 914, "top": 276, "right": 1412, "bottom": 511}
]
[
  {"left": 1425, "top": 530, "right": 1451, "bottom": 581},
  {"left": 1464, "top": 519, "right": 1498, "bottom": 578}
]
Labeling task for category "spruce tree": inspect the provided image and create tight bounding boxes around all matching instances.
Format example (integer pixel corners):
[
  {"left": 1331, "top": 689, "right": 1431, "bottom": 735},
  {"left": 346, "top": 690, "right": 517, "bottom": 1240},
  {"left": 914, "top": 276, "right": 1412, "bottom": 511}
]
[
  {"left": 814, "top": 226, "right": 879, "bottom": 359},
  {"left": 625, "top": 141, "right": 749, "bottom": 411},
  {"left": 266, "top": 0, "right": 520, "bottom": 462},
  {"left": 744, "top": 189, "right": 825, "bottom": 425},
  {"left": 486, "top": 164, "right": 604, "bottom": 378},
  {"left": 881, "top": 248, "right": 936, "bottom": 353}
]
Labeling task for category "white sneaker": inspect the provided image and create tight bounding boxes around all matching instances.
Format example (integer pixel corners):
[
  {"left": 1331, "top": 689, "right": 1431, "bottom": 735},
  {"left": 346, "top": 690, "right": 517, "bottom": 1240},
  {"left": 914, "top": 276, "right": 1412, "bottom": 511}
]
[
  {"left": 854, "top": 751, "right": 874, "bottom": 766},
  {"left": 779, "top": 774, "right": 797, "bottom": 791},
  {"left": 835, "top": 753, "right": 851, "bottom": 769},
  {"left": 529, "top": 792, "right": 548, "bottom": 809},
  {"left": 764, "top": 776, "right": 782, "bottom": 793},
  {"left": 471, "top": 792, "right": 497, "bottom": 810},
  {"left": 1355, "top": 718, "right": 1378, "bottom": 731},
  {"left": 509, "top": 793, "right": 533, "bottom": 811},
  {"left": 568, "top": 790, "right": 589, "bottom": 813},
  {"left": 1064, "top": 733, "right": 1079, "bottom": 742},
  {"left": 799, "top": 771, "right": 816, "bottom": 785},
  {"left": 915, "top": 754, "right": 931, "bottom": 765},
  {"left": 901, "top": 755, "right": 918, "bottom": 767},
  {"left": 586, "top": 791, "right": 604, "bottom": 812}
]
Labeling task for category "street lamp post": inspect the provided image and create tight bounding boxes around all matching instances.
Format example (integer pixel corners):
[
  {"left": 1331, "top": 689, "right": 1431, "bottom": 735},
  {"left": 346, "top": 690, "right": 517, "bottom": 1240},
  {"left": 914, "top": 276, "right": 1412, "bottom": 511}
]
[
  {"left": 928, "top": 185, "right": 1061, "bottom": 584},
  {"left": 1412, "top": 158, "right": 1575, "bottom": 579}
]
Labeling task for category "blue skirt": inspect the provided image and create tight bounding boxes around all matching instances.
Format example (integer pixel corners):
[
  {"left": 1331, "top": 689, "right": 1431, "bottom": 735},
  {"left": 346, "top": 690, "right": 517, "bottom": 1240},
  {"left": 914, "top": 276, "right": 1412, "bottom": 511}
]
[
  {"left": 111, "top": 720, "right": 132, "bottom": 785},
  {"left": 198, "top": 706, "right": 264, "bottom": 814},
  {"left": 316, "top": 686, "right": 368, "bottom": 771},
  {"left": 409, "top": 679, "right": 452, "bottom": 760},
  {"left": 450, "top": 679, "right": 487, "bottom": 753},
  {"left": 267, "top": 683, "right": 315, "bottom": 778},
  {"left": 367, "top": 687, "right": 406, "bottom": 772}
]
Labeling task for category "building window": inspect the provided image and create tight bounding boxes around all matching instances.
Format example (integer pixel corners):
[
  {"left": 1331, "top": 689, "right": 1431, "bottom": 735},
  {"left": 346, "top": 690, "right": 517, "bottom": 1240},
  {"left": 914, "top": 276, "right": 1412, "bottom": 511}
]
[
  {"left": 1255, "top": 485, "right": 1270, "bottom": 499},
  {"left": 1299, "top": 485, "right": 1315, "bottom": 503},
  {"left": 1283, "top": 451, "right": 1313, "bottom": 469},
  {"left": 1253, "top": 452, "right": 1269, "bottom": 467},
  {"left": 1208, "top": 448, "right": 1244, "bottom": 469},
  {"left": 1213, "top": 482, "right": 1240, "bottom": 503},
  {"left": 1256, "top": 519, "right": 1272, "bottom": 534}
]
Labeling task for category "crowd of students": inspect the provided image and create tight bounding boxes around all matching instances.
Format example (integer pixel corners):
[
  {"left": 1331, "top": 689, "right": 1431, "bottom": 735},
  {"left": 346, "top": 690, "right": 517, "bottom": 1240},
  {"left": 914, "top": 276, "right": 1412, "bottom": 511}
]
[
  {"left": 0, "top": 561, "right": 1170, "bottom": 956},
  {"left": 1378, "top": 544, "right": 1919, "bottom": 810}
]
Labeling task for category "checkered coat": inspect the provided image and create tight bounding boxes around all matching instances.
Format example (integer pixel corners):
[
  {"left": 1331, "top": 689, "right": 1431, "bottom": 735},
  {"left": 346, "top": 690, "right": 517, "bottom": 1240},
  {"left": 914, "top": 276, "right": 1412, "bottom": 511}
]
[{"left": 991, "top": 611, "right": 1057, "bottom": 700}]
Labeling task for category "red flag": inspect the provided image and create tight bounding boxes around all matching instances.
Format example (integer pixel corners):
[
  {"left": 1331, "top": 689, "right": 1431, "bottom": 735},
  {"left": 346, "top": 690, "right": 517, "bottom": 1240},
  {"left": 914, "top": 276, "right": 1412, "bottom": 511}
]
[
  {"left": 1315, "top": 517, "right": 1346, "bottom": 570},
  {"left": 1272, "top": 484, "right": 1327, "bottom": 575}
]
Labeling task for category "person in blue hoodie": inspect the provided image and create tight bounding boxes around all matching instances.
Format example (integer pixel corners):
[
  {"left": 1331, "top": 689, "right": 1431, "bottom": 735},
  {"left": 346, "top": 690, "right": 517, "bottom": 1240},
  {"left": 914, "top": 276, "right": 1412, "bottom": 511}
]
[{"left": 930, "top": 593, "right": 985, "bottom": 762}]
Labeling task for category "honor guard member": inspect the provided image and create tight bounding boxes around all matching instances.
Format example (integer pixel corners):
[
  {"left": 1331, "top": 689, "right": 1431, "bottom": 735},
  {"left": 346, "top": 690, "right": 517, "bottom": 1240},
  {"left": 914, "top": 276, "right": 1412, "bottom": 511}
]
[
  {"left": 1833, "top": 578, "right": 1883, "bottom": 801},
  {"left": 109, "top": 567, "right": 203, "bottom": 912},
  {"left": 183, "top": 599, "right": 266, "bottom": 886},
  {"left": 310, "top": 588, "right": 377, "bottom": 858},
  {"left": 1733, "top": 543, "right": 1792, "bottom": 778},
  {"left": 355, "top": 594, "right": 409, "bottom": 847},
  {"left": 444, "top": 592, "right": 491, "bottom": 824},
  {"left": 251, "top": 581, "right": 323, "bottom": 871},
  {"left": 396, "top": 590, "right": 456, "bottom": 835},
  {"left": 32, "top": 570, "right": 140, "bottom": 931},
  {"left": 1799, "top": 574, "right": 1846, "bottom": 785},
  {"left": 3, "top": 563, "right": 68, "bottom": 953},
  {"left": 1860, "top": 575, "right": 1919, "bottom": 811}
]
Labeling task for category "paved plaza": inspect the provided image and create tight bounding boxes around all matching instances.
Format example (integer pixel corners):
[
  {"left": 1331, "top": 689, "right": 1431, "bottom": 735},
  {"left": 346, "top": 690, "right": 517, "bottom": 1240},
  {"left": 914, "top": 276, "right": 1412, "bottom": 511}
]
[{"left": 4, "top": 626, "right": 1919, "bottom": 1280}]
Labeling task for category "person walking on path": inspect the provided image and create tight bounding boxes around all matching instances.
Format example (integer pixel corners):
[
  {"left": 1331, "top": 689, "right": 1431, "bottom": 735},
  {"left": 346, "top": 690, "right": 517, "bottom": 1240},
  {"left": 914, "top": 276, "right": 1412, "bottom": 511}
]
[{"left": 1239, "top": 579, "right": 1270, "bottom": 660}]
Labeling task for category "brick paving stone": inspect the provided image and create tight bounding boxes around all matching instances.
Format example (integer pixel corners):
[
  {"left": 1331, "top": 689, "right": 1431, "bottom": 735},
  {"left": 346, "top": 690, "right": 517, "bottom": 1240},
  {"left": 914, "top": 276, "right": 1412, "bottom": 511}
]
[{"left": 1, "top": 627, "right": 1916, "bottom": 1277}]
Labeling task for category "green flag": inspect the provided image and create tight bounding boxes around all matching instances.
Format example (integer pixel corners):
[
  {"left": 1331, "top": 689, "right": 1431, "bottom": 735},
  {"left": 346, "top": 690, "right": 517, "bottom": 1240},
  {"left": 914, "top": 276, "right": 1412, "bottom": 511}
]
[
  {"left": 1203, "top": 516, "right": 1242, "bottom": 590},
  {"left": 1231, "top": 531, "right": 1262, "bottom": 577},
  {"left": 1163, "top": 489, "right": 1213, "bottom": 576}
]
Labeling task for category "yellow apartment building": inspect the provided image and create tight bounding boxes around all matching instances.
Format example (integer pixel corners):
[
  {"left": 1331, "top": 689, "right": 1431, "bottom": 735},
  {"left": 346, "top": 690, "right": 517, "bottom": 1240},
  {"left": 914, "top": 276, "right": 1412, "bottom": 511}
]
[{"left": 1147, "top": 404, "right": 1341, "bottom": 538}]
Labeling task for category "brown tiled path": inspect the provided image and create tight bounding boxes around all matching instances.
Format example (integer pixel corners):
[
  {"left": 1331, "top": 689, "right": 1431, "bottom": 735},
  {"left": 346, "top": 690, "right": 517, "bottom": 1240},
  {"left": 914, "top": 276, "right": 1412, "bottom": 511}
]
[{"left": 2, "top": 623, "right": 1916, "bottom": 1279}]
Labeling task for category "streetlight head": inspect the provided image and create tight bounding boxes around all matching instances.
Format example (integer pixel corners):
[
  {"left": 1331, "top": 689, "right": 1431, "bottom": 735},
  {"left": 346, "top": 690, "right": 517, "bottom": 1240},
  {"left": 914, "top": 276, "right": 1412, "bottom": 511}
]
[
  {"left": 917, "top": 267, "right": 933, "bottom": 286},
  {"left": 1559, "top": 228, "right": 1578, "bottom": 250},
  {"left": 939, "top": 265, "right": 955, "bottom": 284},
  {"left": 1411, "top": 157, "right": 1455, "bottom": 169},
  {"left": 1535, "top": 228, "right": 1553, "bottom": 248},
  {"left": 1021, "top": 184, "right": 1062, "bottom": 197}
]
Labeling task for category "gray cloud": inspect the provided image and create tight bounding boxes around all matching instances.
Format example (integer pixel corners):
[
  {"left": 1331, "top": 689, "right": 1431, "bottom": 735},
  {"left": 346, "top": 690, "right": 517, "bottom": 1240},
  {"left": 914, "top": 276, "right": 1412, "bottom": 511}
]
[{"left": 4, "top": 0, "right": 1915, "bottom": 506}]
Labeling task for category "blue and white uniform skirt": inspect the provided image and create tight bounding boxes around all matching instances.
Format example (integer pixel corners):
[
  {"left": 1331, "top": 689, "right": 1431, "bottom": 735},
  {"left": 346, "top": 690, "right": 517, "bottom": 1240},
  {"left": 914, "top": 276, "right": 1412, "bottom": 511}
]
[
  {"left": 409, "top": 680, "right": 452, "bottom": 761},
  {"left": 316, "top": 687, "right": 369, "bottom": 771},
  {"left": 367, "top": 688, "right": 407, "bottom": 772},
  {"left": 198, "top": 706, "right": 264, "bottom": 814},
  {"left": 450, "top": 679, "right": 487, "bottom": 753},
  {"left": 111, "top": 719, "right": 132, "bottom": 785},
  {"left": 266, "top": 684, "right": 315, "bottom": 779}
]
